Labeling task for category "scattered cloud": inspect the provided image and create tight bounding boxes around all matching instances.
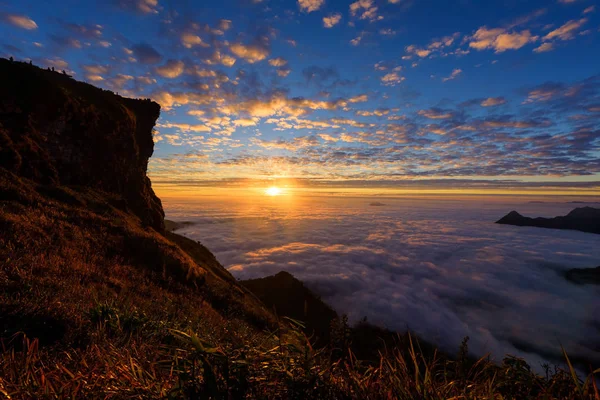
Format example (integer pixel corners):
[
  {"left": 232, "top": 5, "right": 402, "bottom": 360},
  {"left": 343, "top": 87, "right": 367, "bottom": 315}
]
[
  {"left": 115, "top": 0, "right": 160, "bottom": 14},
  {"left": 268, "top": 57, "right": 287, "bottom": 67},
  {"left": 534, "top": 42, "right": 554, "bottom": 53},
  {"left": 229, "top": 42, "right": 269, "bottom": 63},
  {"left": 349, "top": 0, "right": 381, "bottom": 22},
  {"left": 469, "top": 27, "right": 538, "bottom": 52},
  {"left": 155, "top": 59, "right": 185, "bottom": 78},
  {"left": 181, "top": 33, "right": 210, "bottom": 49},
  {"left": 298, "top": 0, "right": 324, "bottom": 13},
  {"left": 543, "top": 18, "right": 587, "bottom": 41},
  {"left": 481, "top": 97, "right": 507, "bottom": 107},
  {"left": 1, "top": 13, "right": 38, "bottom": 30},
  {"left": 323, "top": 13, "right": 342, "bottom": 28},
  {"left": 418, "top": 108, "right": 454, "bottom": 119},
  {"left": 381, "top": 72, "right": 404, "bottom": 86},
  {"left": 442, "top": 68, "right": 462, "bottom": 82}
]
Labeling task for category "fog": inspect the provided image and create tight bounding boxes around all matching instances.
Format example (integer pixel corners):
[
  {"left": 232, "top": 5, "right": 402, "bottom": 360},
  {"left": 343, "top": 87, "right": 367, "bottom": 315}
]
[{"left": 163, "top": 193, "right": 600, "bottom": 369}]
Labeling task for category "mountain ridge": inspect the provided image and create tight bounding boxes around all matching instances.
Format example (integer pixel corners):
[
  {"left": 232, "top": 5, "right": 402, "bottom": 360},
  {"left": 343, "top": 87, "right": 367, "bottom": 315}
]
[{"left": 496, "top": 207, "right": 600, "bottom": 234}]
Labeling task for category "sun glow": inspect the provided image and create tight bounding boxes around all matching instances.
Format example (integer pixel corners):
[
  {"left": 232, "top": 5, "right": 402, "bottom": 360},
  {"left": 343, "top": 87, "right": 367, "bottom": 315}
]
[{"left": 265, "top": 186, "right": 282, "bottom": 196}]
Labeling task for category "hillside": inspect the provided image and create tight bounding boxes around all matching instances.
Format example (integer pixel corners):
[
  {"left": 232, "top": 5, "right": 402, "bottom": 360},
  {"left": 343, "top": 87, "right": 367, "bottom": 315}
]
[
  {"left": 0, "top": 58, "right": 598, "bottom": 399},
  {"left": 242, "top": 271, "right": 338, "bottom": 346}
]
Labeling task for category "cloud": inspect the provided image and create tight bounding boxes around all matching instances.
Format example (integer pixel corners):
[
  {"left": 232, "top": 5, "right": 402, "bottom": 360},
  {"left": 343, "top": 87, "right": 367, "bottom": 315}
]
[
  {"left": 298, "top": 0, "right": 324, "bottom": 13},
  {"left": 379, "top": 28, "right": 396, "bottom": 36},
  {"left": 181, "top": 33, "right": 210, "bottom": 49},
  {"left": 583, "top": 6, "right": 595, "bottom": 14},
  {"left": 533, "top": 42, "right": 554, "bottom": 53},
  {"left": 268, "top": 57, "right": 287, "bottom": 67},
  {"left": 350, "top": 35, "right": 363, "bottom": 46},
  {"left": 42, "top": 57, "right": 69, "bottom": 70},
  {"left": 115, "top": 0, "right": 159, "bottom": 14},
  {"left": 323, "top": 13, "right": 342, "bottom": 28},
  {"left": 442, "top": 68, "right": 462, "bottom": 82},
  {"left": 169, "top": 198, "right": 600, "bottom": 372},
  {"left": 543, "top": 18, "right": 587, "bottom": 41},
  {"left": 1, "top": 13, "right": 38, "bottom": 30},
  {"left": 381, "top": 72, "right": 404, "bottom": 86},
  {"left": 157, "top": 121, "right": 211, "bottom": 132},
  {"left": 418, "top": 108, "right": 454, "bottom": 119},
  {"left": 229, "top": 43, "right": 269, "bottom": 63},
  {"left": 205, "top": 50, "right": 236, "bottom": 67},
  {"left": 218, "top": 19, "right": 232, "bottom": 31},
  {"left": 481, "top": 97, "right": 507, "bottom": 107},
  {"left": 349, "top": 0, "right": 381, "bottom": 21},
  {"left": 131, "top": 43, "right": 162, "bottom": 64},
  {"left": 155, "top": 59, "right": 185, "bottom": 78},
  {"left": 469, "top": 27, "right": 538, "bottom": 52},
  {"left": 349, "top": 94, "right": 368, "bottom": 103}
]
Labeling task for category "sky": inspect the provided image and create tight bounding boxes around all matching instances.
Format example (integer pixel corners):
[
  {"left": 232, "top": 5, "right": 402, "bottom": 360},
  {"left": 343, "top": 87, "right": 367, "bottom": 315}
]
[{"left": 2, "top": 0, "right": 600, "bottom": 193}]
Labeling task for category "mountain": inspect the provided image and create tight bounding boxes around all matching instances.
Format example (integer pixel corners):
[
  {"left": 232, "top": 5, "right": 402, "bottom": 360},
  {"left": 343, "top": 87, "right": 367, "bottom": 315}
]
[
  {"left": 0, "top": 57, "right": 275, "bottom": 364},
  {"left": 496, "top": 207, "right": 600, "bottom": 234},
  {"left": 242, "top": 271, "right": 338, "bottom": 345},
  {"left": 564, "top": 266, "right": 600, "bottom": 285}
]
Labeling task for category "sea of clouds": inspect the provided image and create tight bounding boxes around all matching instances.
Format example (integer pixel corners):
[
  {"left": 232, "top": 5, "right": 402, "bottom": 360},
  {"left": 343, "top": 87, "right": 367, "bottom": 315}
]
[{"left": 163, "top": 194, "right": 600, "bottom": 369}]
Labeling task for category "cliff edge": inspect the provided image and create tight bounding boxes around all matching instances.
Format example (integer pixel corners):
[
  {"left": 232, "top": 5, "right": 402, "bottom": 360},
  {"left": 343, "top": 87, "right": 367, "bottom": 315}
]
[{"left": 0, "top": 58, "right": 164, "bottom": 230}]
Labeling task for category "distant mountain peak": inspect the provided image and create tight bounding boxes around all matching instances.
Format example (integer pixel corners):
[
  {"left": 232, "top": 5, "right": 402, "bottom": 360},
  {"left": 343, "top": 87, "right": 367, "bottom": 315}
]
[{"left": 496, "top": 207, "right": 600, "bottom": 234}]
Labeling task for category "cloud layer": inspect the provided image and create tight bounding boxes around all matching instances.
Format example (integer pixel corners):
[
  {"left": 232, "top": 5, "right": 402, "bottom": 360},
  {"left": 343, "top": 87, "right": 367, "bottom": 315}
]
[{"left": 164, "top": 195, "right": 600, "bottom": 369}]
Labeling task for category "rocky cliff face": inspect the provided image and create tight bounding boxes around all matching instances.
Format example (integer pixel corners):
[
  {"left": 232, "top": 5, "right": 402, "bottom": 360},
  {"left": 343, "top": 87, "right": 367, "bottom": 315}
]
[{"left": 0, "top": 58, "right": 164, "bottom": 230}]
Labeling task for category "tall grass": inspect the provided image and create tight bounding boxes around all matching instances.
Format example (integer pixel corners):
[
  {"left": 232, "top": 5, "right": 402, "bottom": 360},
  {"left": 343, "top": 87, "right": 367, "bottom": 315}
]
[{"left": 1, "top": 311, "right": 598, "bottom": 399}]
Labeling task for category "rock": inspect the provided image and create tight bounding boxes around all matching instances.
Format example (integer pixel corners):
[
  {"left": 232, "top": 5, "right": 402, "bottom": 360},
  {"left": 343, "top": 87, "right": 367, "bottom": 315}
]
[
  {"left": 495, "top": 207, "right": 600, "bottom": 235},
  {"left": 0, "top": 58, "right": 164, "bottom": 231}
]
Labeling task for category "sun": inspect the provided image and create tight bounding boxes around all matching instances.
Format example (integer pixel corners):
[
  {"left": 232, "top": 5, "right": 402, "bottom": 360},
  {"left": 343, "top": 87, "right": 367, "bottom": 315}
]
[{"left": 265, "top": 186, "right": 282, "bottom": 196}]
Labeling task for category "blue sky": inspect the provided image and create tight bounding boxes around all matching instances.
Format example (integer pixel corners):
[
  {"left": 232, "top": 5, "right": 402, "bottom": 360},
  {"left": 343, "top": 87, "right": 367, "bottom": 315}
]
[{"left": 1, "top": 0, "right": 599, "bottom": 191}]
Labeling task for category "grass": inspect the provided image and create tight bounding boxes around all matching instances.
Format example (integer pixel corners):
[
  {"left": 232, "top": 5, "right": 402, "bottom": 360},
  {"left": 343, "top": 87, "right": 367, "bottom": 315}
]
[{"left": 1, "top": 313, "right": 599, "bottom": 399}]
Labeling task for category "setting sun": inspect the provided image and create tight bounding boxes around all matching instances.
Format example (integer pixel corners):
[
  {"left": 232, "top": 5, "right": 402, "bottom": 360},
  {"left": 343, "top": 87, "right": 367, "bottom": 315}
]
[{"left": 265, "top": 186, "right": 282, "bottom": 196}]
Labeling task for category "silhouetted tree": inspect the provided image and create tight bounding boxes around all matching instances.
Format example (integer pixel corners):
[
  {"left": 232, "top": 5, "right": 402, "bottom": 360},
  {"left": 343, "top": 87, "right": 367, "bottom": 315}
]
[
  {"left": 62, "top": 70, "right": 66, "bottom": 75},
  {"left": 9, "top": 56, "right": 13, "bottom": 62},
  {"left": 51, "top": 67, "right": 55, "bottom": 72},
  {"left": 29, "top": 60, "right": 32, "bottom": 65}
]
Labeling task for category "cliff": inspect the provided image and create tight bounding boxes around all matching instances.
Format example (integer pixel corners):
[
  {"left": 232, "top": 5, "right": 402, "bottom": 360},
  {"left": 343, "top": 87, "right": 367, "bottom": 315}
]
[
  {"left": 496, "top": 207, "right": 600, "bottom": 235},
  {"left": 0, "top": 58, "right": 274, "bottom": 355},
  {"left": 0, "top": 58, "right": 164, "bottom": 230}
]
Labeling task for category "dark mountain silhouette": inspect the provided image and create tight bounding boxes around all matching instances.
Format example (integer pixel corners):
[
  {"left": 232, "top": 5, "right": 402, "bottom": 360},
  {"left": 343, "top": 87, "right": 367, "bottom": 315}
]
[
  {"left": 242, "top": 271, "right": 338, "bottom": 345},
  {"left": 496, "top": 207, "right": 600, "bottom": 234},
  {"left": 564, "top": 266, "right": 600, "bottom": 285}
]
